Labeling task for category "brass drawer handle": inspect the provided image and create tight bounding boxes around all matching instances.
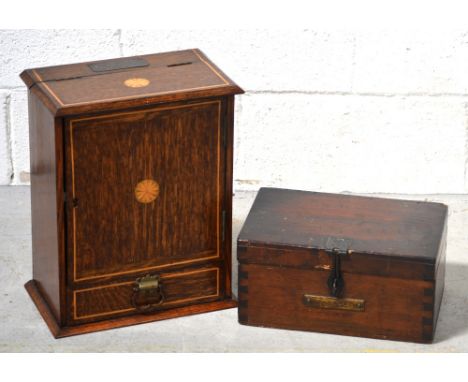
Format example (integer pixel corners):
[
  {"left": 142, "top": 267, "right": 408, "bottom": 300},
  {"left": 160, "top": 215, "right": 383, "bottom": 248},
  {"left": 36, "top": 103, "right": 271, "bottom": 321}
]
[
  {"left": 303, "top": 294, "right": 365, "bottom": 312},
  {"left": 132, "top": 274, "right": 165, "bottom": 313}
]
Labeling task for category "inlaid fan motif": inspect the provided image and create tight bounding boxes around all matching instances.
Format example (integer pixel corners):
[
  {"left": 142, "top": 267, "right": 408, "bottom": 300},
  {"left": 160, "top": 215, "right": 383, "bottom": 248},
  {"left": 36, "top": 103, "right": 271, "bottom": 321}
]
[{"left": 134, "top": 179, "right": 160, "bottom": 204}]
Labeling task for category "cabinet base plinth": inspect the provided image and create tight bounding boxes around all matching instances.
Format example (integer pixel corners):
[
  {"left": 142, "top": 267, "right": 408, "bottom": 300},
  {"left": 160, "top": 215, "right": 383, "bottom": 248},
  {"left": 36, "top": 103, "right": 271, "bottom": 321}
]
[{"left": 25, "top": 280, "right": 238, "bottom": 339}]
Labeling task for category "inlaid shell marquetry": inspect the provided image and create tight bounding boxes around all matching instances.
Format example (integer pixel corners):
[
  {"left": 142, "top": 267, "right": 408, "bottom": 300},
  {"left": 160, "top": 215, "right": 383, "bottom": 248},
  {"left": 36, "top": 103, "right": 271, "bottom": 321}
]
[
  {"left": 134, "top": 179, "right": 160, "bottom": 204},
  {"left": 124, "top": 78, "right": 150, "bottom": 88}
]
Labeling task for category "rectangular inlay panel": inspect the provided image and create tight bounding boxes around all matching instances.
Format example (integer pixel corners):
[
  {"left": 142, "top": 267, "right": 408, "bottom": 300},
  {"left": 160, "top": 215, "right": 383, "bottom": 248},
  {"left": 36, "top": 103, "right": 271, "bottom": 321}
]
[
  {"left": 67, "top": 101, "right": 222, "bottom": 282},
  {"left": 73, "top": 268, "right": 219, "bottom": 320}
]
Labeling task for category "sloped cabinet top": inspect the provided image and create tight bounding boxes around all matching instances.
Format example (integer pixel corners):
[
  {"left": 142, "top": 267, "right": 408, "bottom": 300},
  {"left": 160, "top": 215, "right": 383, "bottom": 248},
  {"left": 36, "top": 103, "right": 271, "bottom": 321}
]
[{"left": 20, "top": 49, "right": 243, "bottom": 116}]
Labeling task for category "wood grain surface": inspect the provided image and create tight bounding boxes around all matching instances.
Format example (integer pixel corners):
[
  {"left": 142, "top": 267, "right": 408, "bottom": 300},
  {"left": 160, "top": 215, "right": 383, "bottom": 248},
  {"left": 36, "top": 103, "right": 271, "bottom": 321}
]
[
  {"left": 20, "top": 49, "right": 243, "bottom": 116},
  {"left": 65, "top": 101, "right": 223, "bottom": 282},
  {"left": 238, "top": 187, "right": 448, "bottom": 262},
  {"left": 73, "top": 267, "right": 219, "bottom": 322},
  {"left": 238, "top": 263, "right": 436, "bottom": 343},
  {"left": 28, "top": 90, "right": 65, "bottom": 324},
  {"left": 26, "top": 280, "right": 237, "bottom": 338}
]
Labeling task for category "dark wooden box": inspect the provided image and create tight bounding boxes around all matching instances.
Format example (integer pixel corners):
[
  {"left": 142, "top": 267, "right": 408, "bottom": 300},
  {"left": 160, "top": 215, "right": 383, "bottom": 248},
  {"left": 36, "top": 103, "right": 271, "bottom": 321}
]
[
  {"left": 20, "top": 49, "right": 243, "bottom": 338},
  {"left": 237, "top": 188, "right": 447, "bottom": 343}
]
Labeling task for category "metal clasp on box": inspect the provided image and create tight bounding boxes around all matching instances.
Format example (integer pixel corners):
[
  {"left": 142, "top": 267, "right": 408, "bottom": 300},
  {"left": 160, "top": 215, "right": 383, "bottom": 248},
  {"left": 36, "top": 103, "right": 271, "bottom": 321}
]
[
  {"left": 325, "top": 237, "right": 351, "bottom": 298},
  {"left": 303, "top": 237, "right": 365, "bottom": 312}
]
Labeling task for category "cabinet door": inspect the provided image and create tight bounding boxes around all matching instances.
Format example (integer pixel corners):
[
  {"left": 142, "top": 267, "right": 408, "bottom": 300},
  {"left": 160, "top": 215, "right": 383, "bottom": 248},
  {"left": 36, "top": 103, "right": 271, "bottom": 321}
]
[{"left": 65, "top": 100, "right": 225, "bottom": 283}]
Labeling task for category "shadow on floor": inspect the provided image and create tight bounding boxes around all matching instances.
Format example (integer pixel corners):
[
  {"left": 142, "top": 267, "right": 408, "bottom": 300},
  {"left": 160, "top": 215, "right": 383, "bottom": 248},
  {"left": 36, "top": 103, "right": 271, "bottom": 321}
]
[{"left": 433, "top": 261, "right": 468, "bottom": 343}]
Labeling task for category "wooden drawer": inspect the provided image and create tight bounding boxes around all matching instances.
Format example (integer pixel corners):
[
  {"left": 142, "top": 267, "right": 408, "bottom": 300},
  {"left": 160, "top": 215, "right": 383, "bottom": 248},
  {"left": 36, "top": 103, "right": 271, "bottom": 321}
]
[{"left": 69, "top": 267, "right": 219, "bottom": 324}]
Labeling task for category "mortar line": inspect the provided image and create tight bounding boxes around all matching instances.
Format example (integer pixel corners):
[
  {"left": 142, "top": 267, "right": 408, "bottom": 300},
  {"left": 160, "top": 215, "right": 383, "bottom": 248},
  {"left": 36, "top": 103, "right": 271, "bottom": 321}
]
[
  {"left": 0, "top": 86, "right": 26, "bottom": 90},
  {"left": 115, "top": 28, "right": 124, "bottom": 56},
  {"left": 3, "top": 94, "right": 14, "bottom": 184},
  {"left": 244, "top": 90, "right": 468, "bottom": 98},
  {"left": 1, "top": 87, "right": 466, "bottom": 99},
  {"left": 349, "top": 35, "right": 357, "bottom": 93},
  {"left": 464, "top": 101, "right": 468, "bottom": 192}
]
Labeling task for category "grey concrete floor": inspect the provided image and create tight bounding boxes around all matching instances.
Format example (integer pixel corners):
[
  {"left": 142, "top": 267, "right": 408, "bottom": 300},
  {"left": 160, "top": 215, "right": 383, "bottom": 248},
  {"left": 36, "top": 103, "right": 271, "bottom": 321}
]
[{"left": 1, "top": 186, "right": 467, "bottom": 352}]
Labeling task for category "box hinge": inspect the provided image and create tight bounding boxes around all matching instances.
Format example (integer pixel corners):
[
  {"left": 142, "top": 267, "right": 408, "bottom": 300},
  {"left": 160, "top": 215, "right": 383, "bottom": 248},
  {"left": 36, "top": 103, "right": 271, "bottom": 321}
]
[
  {"left": 64, "top": 192, "right": 79, "bottom": 208},
  {"left": 324, "top": 237, "right": 352, "bottom": 255}
]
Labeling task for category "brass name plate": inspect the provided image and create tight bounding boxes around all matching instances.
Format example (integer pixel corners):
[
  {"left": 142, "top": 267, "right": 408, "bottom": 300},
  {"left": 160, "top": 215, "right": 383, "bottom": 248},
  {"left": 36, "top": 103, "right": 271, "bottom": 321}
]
[
  {"left": 303, "top": 294, "right": 365, "bottom": 312},
  {"left": 89, "top": 57, "right": 149, "bottom": 72}
]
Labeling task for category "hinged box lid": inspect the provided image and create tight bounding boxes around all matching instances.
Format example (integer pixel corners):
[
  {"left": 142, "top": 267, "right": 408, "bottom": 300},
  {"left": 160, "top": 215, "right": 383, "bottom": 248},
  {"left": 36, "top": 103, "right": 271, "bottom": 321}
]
[
  {"left": 237, "top": 188, "right": 448, "bottom": 280},
  {"left": 20, "top": 49, "right": 243, "bottom": 116}
]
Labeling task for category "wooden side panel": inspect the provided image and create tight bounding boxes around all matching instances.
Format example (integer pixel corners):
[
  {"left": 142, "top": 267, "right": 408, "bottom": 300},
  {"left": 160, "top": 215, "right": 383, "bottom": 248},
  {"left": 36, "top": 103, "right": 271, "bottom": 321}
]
[
  {"left": 238, "top": 263, "right": 435, "bottom": 343},
  {"left": 432, "top": 219, "right": 447, "bottom": 339},
  {"left": 28, "top": 90, "right": 64, "bottom": 323},
  {"left": 223, "top": 95, "right": 235, "bottom": 298}
]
